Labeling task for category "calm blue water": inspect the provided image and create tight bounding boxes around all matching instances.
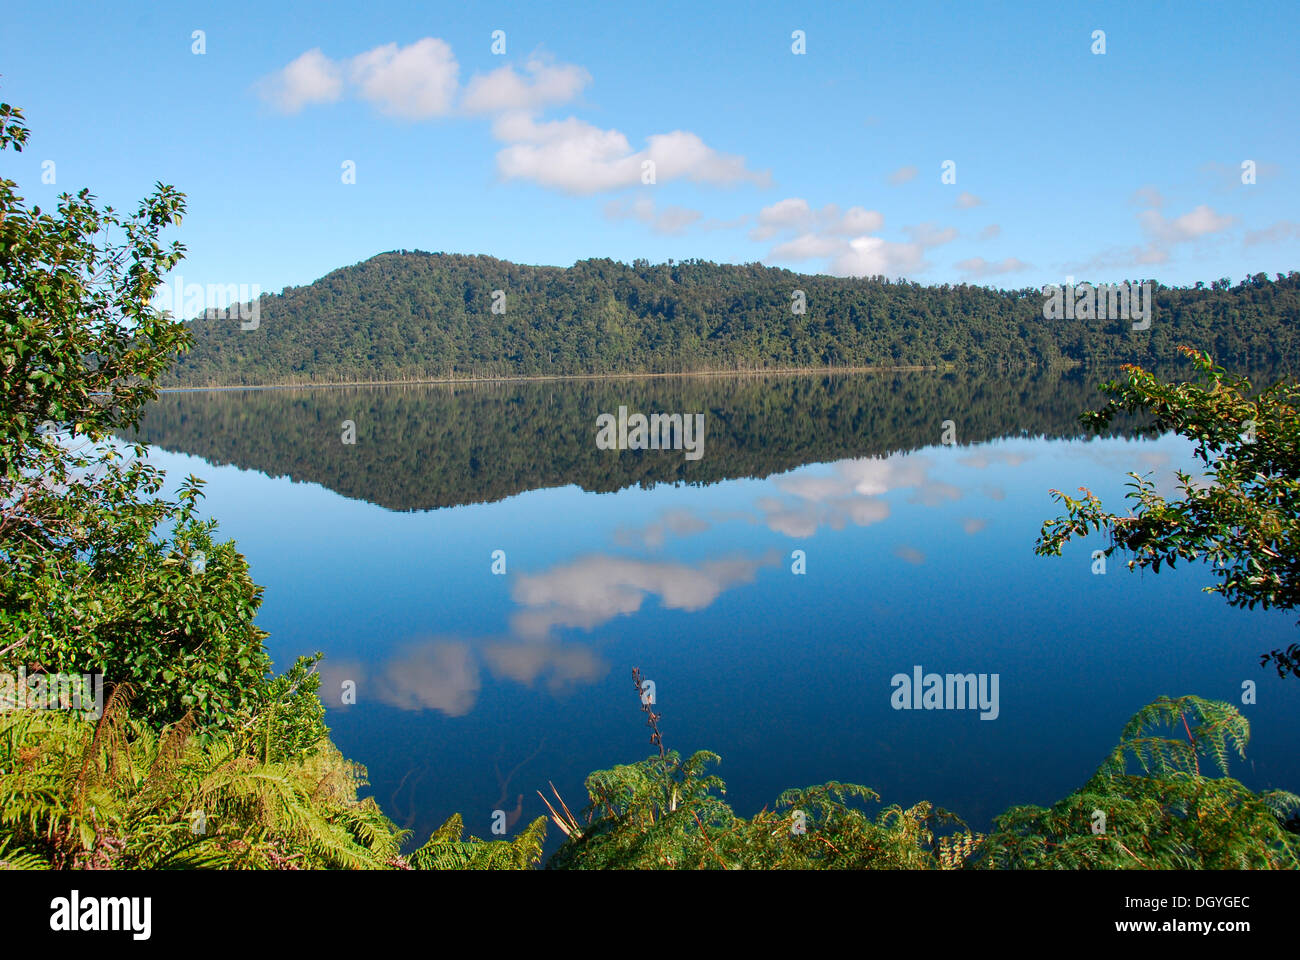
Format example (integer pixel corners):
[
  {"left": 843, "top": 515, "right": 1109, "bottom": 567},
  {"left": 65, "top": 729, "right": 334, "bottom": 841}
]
[{"left": 135, "top": 376, "right": 1300, "bottom": 850}]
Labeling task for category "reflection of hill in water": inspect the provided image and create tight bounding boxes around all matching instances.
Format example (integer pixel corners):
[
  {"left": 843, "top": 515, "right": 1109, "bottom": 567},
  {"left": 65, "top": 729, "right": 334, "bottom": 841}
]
[{"left": 128, "top": 369, "right": 1148, "bottom": 512}]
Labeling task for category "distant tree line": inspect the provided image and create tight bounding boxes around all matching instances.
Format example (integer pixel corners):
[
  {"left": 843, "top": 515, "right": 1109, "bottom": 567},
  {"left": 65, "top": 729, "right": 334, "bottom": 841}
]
[{"left": 162, "top": 252, "right": 1300, "bottom": 386}]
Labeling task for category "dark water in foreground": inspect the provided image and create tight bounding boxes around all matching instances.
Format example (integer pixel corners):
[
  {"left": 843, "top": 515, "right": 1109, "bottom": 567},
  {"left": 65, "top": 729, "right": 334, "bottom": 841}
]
[{"left": 131, "top": 368, "right": 1300, "bottom": 850}]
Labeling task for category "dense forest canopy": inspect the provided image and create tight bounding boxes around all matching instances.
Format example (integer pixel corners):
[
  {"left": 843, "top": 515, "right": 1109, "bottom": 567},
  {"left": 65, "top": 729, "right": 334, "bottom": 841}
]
[{"left": 163, "top": 252, "right": 1300, "bottom": 386}]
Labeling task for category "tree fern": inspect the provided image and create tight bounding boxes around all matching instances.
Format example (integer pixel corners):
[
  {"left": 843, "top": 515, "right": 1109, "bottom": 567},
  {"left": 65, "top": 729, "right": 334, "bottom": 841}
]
[
  {"left": 0, "top": 698, "right": 405, "bottom": 869},
  {"left": 407, "top": 813, "right": 547, "bottom": 870},
  {"left": 979, "top": 696, "right": 1299, "bottom": 869}
]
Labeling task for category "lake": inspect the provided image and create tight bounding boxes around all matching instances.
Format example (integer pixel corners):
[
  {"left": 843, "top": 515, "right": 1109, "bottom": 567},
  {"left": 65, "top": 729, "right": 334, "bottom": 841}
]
[{"left": 129, "top": 368, "right": 1300, "bottom": 852}]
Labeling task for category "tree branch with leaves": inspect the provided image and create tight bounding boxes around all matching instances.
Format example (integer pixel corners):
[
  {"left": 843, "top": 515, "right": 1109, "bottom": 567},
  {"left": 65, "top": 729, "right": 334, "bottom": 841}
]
[{"left": 1036, "top": 347, "right": 1300, "bottom": 676}]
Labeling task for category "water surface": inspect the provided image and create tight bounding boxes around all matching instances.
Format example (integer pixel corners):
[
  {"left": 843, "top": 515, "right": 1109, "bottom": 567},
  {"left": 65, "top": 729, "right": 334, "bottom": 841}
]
[{"left": 132, "top": 369, "right": 1300, "bottom": 849}]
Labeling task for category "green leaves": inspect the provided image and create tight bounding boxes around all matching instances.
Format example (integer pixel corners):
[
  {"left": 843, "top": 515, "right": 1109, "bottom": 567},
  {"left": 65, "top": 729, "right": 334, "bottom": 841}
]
[
  {"left": 408, "top": 813, "right": 547, "bottom": 870},
  {"left": 981, "top": 696, "right": 1299, "bottom": 870},
  {"left": 0, "top": 701, "right": 403, "bottom": 870},
  {"left": 542, "top": 692, "right": 1298, "bottom": 870},
  {"left": 1037, "top": 349, "right": 1300, "bottom": 674},
  {"left": 545, "top": 745, "right": 961, "bottom": 870},
  {"left": 0, "top": 100, "right": 324, "bottom": 741}
]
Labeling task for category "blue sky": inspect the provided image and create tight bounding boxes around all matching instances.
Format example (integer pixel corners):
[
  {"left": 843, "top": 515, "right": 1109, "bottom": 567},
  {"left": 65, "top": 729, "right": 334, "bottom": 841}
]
[{"left": 2, "top": 0, "right": 1296, "bottom": 301}]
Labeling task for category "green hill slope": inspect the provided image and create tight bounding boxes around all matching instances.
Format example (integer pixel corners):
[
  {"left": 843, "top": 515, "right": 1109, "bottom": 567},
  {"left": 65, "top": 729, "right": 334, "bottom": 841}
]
[{"left": 162, "top": 252, "right": 1300, "bottom": 386}]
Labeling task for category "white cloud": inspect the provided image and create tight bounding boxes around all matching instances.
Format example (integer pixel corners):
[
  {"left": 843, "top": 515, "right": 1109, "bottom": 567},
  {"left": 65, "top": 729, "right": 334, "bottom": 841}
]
[
  {"left": 259, "top": 41, "right": 763, "bottom": 204},
  {"left": 493, "top": 113, "right": 768, "bottom": 194},
  {"left": 260, "top": 42, "right": 460, "bottom": 118},
  {"left": 262, "top": 42, "right": 588, "bottom": 120},
  {"left": 978, "top": 224, "right": 1001, "bottom": 241},
  {"left": 837, "top": 206, "right": 886, "bottom": 234},
  {"left": 348, "top": 38, "right": 460, "bottom": 118},
  {"left": 752, "top": 198, "right": 815, "bottom": 239},
  {"left": 756, "top": 203, "right": 952, "bottom": 277},
  {"left": 462, "top": 57, "right": 591, "bottom": 114},
  {"left": 829, "top": 236, "right": 927, "bottom": 277},
  {"left": 493, "top": 113, "right": 636, "bottom": 190},
  {"left": 258, "top": 48, "right": 343, "bottom": 113},
  {"left": 955, "top": 191, "right": 983, "bottom": 209},
  {"left": 1139, "top": 204, "right": 1235, "bottom": 243},
  {"left": 752, "top": 199, "right": 882, "bottom": 241},
  {"left": 646, "top": 130, "right": 767, "bottom": 185},
  {"left": 769, "top": 232, "right": 848, "bottom": 260},
  {"left": 1073, "top": 199, "right": 1238, "bottom": 273}
]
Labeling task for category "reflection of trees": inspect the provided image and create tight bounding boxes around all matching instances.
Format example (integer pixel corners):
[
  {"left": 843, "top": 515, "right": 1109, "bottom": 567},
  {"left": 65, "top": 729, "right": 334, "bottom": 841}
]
[
  {"left": 388, "top": 738, "right": 547, "bottom": 837},
  {"left": 389, "top": 761, "right": 435, "bottom": 832},
  {"left": 127, "top": 369, "right": 1154, "bottom": 512},
  {"left": 494, "top": 738, "right": 546, "bottom": 831}
]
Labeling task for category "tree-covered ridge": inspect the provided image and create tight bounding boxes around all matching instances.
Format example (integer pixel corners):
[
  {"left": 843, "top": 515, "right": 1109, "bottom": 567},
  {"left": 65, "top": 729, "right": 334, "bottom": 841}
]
[
  {"left": 131, "top": 367, "right": 1150, "bottom": 513},
  {"left": 164, "top": 251, "right": 1300, "bottom": 387}
]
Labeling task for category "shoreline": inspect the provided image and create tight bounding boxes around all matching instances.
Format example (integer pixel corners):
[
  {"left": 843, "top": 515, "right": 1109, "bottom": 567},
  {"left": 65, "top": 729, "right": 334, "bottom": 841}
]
[{"left": 155, "top": 361, "right": 1082, "bottom": 394}]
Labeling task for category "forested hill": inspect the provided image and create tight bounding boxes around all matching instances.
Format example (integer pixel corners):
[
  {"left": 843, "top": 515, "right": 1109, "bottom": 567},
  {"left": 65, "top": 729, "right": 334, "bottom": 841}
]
[{"left": 162, "top": 252, "right": 1300, "bottom": 386}]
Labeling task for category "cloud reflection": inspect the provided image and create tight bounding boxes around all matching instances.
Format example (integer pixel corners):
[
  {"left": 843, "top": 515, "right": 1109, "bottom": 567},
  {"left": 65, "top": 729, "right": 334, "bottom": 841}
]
[
  {"left": 511, "top": 551, "right": 779, "bottom": 638},
  {"left": 320, "top": 640, "right": 481, "bottom": 716},
  {"left": 320, "top": 636, "right": 613, "bottom": 716},
  {"left": 757, "top": 453, "right": 961, "bottom": 538},
  {"left": 613, "top": 507, "right": 711, "bottom": 549},
  {"left": 483, "top": 641, "right": 609, "bottom": 691}
]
